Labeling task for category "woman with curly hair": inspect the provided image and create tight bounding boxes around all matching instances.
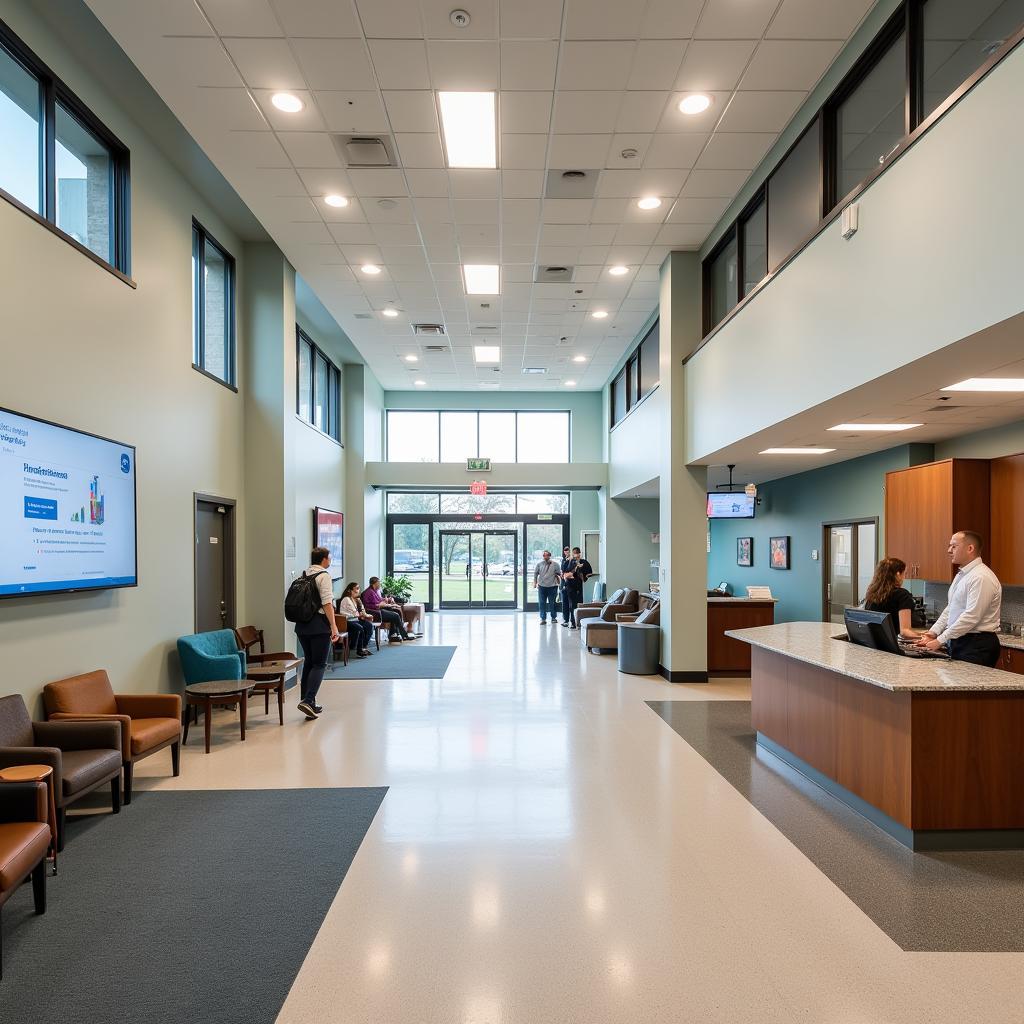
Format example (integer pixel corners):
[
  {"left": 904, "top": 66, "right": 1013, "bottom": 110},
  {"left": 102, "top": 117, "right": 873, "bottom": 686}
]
[{"left": 863, "top": 556, "right": 917, "bottom": 637}]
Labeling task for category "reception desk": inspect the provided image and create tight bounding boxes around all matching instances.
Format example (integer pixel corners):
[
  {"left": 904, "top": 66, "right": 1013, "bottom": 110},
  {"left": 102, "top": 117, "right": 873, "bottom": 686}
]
[
  {"left": 707, "top": 597, "right": 776, "bottom": 674},
  {"left": 727, "top": 622, "right": 1024, "bottom": 850}
]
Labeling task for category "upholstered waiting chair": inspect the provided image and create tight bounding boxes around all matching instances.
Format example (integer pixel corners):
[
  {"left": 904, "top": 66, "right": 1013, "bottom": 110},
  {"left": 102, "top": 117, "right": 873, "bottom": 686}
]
[
  {"left": 575, "top": 588, "right": 639, "bottom": 628},
  {"left": 581, "top": 599, "right": 660, "bottom": 654},
  {"left": 0, "top": 781, "right": 51, "bottom": 980},
  {"left": 0, "top": 695, "right": 122, "bottom": 848},
  {"left": 177, "top": 630, "right": 246, "bottom": 685},
  {"left": 43, "top": 671, "right": 181, "bottom": 805}
]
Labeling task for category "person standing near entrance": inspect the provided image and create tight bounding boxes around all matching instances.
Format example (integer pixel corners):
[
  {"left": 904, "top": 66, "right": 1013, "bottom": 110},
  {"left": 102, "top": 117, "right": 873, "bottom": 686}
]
[
  {"left": 558, "top": 545, "right": 572, "bottom": 624},
  {"left": 914, "top": 530, "right": 1002, "bottom": 666},
  {"left": 295, "top": 546, "right": 341, "bottom": 720},
  {"left": 562, "top": 546, "right": 593, "bottom": 630},
  {"left": 533, "top": 550, "right": 561, "bottom": 623}
]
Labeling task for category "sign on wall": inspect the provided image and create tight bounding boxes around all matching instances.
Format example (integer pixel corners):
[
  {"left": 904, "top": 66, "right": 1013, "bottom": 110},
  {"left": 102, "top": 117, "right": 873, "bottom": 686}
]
[{"left": 467, "top": 457, "right": 491, "bottom": 472}]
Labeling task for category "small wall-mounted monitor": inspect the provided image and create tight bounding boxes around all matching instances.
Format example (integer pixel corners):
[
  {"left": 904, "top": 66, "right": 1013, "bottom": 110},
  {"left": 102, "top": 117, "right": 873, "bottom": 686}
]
[
  {"left": 313, "top": 507, "right": 344, "bottom": 579},
  {"left": 706, "top": 491, "right": 756, "bottom": 519}
]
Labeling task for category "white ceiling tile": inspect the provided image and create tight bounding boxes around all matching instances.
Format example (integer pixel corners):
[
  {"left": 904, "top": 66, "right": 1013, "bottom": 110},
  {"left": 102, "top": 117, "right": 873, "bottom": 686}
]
[
  {"left": 553, "top": 92, "right": 623, "bottom": 134},
  {"left": 500, "top": 134, "right": 548, "bottom": 169},
  {"left": 356, "top": 0, "right": 424, "bottom": 38},
  {"left": 655, "top": 223, "right": 712, "bottom": 246},
  {"left": 296, "top": 168, "right": 353, "bottom": 196},
  {"left": 675, "top": 40, "right": 757, "bottom": 91},
  {"left": 613, "top": 223, "right": 660, "bottom": 245},
  {"left": 460, "top": 245, "right": 500, "bottom": 261},
  {"left": 658, "top": 91, "right": 731, "bottom": 132},
  {"left": 605, "top": 134, "right": 652, "bottom": 167},
  {"left": 315, "top": 91, "right": 391, "bottom": 132},
  {"left": 499, "top": 0, "right": 563, "bottom": 38},
  {"left": 542, "top": 198, "right": 594, "bottom": 224},
  {"left": 597, "top": 168, "right": 686, "bottom": 197},
  {"left": 502, "top": 222, "right": 539, "bottom": 244},
  {"left": 257, "top": 195, "right": 320, "bottom": 220},
  {"left": 564, "top": 0, "right": 640, "bottom": 39},
  {"left": 740, "top": 40, "right": 843, "bottom": 91},
  {"left": 373, "top": 223, "right": 423, "bottom": 244},
  {"left": 272, "top": 0, "right": 363, "bottom": 36},
  {"left": 679, "top": 168, "right": 751, "bottom": 197},
  {"left": 540, "top": 224, "right": 589, "bottom": 246},
  {"left": 406, "top": 169, "right": 451, "bottom": 196},
  {"left": 155, "top": 39, "right": 243, "bottom": 88},
  {"left": 321, "top": 198, "right": 368, "bottom": 223},
  {"left": 369, "top": 40, "right": 431, "bottom": 89},
  {"left": 341, "top": 243, "right": 385, "bottom": 262},
  {"left": 643, "top": 133, "right": 707, "bottom": 169},
  {"left": 717, "top": 90, "right": 806, "bottom": 132},
  {"left": 767, "top": 0, "right": 875, "bottom": 40},
  {"left": 414, "top": 198, "right": 455, "bottom": 221},
  {"left": 383, "top": 91, "right": 439, "bottom": 132},
  {"left": 666, "top": 195, "right": 731, "bottom": 223},
  {"left": 347, "top": 168, "right": 410, "bottom": 196},
  {"left": 213, "top": 132, "right": 291, "bottom": 167},
  {"left": 223, "top": 38, "right": 304, "bottom": 90},
  {"left": 290, "top": 243, "right": 348, "bottom": 266},
  {"left": 292, "top": 39, "right": 376, "bottom": 91},
  {"left": 453, "top": 199, "right": 500, "bottom": 222},
  {"left": 695, "top": 132, "right": 776, "bottom": 170},
  {"left": 396, "top": 133, "right": 446, "bottom": 168},
  {"left": 559, "top": 42, "right": 635, "bottom": 91},
  {"left": 450, "top": 170, "right": 501, "bottom": 199},
  {"left": 268, "top": 221, "right": 335, "bottom": 243},
  {"left": 640, "top": 0, "right": 703, "bottom": 38},
  {"left": 458, "top": 222, "right": 500, "bottom": 244},
  {"left": 614, "top": 92, "right": 668, "bottom": 133},
  {"left": 329, "top": 223, "right": 377, "bottom": 244},
  {"left": 499, "top": 92, "right": 553, "bottom": 133},
  {"left": 426, "top": 242, "right": 461, "bottom": 260},
  {"left": 584, "top": 224, "right": 617, "bottom": 244},
  {"left": 420, "top": 223, "right": 456, "bottom": 245},
  {"left": 231, "top": 167, "right": 307, "bottom": 195},
  {"left": 501, "top": 199, "right": 542, "bottom": 221},
  {"left": 252, "top": 90, "right": 326, "bottom": 130},
  {"left": 501, "top": 169, "right": 545, "bottom": 199},
  {"left": 201, "top": 0, "right": 282, "bottom": 36},
  {"left": 501, "top": 244, "right": 539, "bottom": 263},
  {"left": 364, "top": 197, "right": 416, "bottom": 222},
  {"left": 694, "top": 0, "right": 779, "bottom": 40},
  {"left": 627, "top": 41, "right": 688, "bottom": 91},
  {"left": 548, "top": 134, "right": 612, "bottom": 167},
  {"left": 279, "top": 132, "right": 344, "bottom": 168},
  {"left": 590, "top": 197, "right": 629, "bottom": 222},
  {"left": 189, "top": 88, "right": 265, "bottom": 131},
  {"left": 500, "top": 41, "right": 558, "bottom": 91},
  {"left": 427, "top": 41, "right": 500, "bottom": 90}
]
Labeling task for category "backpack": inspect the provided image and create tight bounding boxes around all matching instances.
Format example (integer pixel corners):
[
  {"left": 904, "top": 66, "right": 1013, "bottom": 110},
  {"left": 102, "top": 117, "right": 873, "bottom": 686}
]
[{"left": 285, "top": 570, "right": 328, "bottom": 624}]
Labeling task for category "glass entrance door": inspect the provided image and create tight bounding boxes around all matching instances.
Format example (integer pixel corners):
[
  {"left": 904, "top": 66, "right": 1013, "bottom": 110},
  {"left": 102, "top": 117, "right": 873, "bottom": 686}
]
[
  {"left": 438, "top": 530, "right": 472, "bottom": 608},
  {"left": 438, "top": 530, "right": 519, "bottom": 609},
  {"left": 482, "top": 531, "right": 517, "bottom": 608},
  {"left": 524, "top": 521, "right": 568, "bottom": 611}
]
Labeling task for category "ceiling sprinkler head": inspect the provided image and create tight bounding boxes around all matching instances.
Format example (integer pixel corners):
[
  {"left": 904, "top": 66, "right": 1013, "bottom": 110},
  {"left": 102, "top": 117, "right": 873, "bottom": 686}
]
[
  {"left": 450, "top": 8, "right": 470, "bottom": 26},
  {"left": 620, "top": 148, "right": 638, "bottom": 160}
]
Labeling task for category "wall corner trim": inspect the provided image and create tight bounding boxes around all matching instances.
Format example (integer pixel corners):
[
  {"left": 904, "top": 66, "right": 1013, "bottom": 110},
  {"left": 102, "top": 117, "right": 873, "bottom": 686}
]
[{"left": 659, "top": 666, "right": 709, "bottom": 683}]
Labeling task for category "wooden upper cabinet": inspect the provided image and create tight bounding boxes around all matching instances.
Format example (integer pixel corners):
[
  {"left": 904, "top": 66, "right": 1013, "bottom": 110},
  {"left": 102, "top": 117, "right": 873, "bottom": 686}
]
[
  {"left": 884, "top": 460, "right": 990, "bottom": 581},
  {"left": 990, "top": 453, "right": 1024, "bottom": 585}
]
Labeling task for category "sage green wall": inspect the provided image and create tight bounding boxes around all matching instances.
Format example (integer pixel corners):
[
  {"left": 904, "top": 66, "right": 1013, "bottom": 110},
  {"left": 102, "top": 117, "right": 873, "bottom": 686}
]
[
  {"left": 935, "top": 419, "right": 1024, "bottom": 460},
  {"left": 601, "top": 499, "right": 659, "bottom": 596}
]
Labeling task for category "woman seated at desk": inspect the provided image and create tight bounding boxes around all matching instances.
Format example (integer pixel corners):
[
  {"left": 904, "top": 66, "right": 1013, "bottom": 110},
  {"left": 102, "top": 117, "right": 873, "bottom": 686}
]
[{"left": 863, "top": 557, "right": 918, "bottom": 638}]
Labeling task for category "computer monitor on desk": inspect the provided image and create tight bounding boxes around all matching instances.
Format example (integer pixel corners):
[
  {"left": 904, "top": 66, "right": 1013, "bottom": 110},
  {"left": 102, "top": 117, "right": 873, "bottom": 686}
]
[{"left": 843, "top": 608, "right": 901, "bottom": 655}]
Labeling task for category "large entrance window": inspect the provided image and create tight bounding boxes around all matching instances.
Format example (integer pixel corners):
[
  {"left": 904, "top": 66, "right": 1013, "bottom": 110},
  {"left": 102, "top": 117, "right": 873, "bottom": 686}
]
[{"left": 438, "top": 530, "right": 518, "bottom": 608}]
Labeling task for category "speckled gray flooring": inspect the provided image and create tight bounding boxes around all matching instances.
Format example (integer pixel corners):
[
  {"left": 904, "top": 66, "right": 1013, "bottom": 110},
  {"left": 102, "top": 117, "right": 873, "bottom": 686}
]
[{"left": 648, "top": 699, "right": 1024, "bottom": 952}]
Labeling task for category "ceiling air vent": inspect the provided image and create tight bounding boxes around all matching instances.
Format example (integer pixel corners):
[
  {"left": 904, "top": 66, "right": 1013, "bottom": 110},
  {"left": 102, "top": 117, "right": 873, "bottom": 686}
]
[
  {"left": 412, "top": 323, "right": 446, "bottom": 336},
  {"left": 926, "top": 404, "right": 962, "bottom": 411},
  {"left": 522, "top": 367, "right": 547, "bottom": 375},
  {"left": 424, "top": 344, "right": 450, "bottom": 353},
  {"left": 353, "top": 313, "right": 373, "bottom": 319},
  {"left": 332, "top": 135, "right": 394, "bottom": 167},
  {"left": 534, "top": 265, "right": 575, "bottom": 283}
]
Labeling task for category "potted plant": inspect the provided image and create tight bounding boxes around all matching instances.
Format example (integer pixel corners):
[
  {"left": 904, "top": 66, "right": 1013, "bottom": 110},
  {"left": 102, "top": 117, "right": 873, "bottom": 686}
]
[{"left": 381, "top": 574, "right": 414, "bottom": 605}]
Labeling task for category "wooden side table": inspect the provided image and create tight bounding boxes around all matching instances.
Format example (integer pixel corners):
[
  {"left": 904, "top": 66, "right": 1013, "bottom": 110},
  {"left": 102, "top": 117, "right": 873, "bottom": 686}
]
[
  {"left": 246, "top": 656, "right": 303, "bottom": 726},
  {"left": 183, "top": 680, "right": 255, "bottom": 753},
  {"left": 0, "top": 764, "right": 58, "bottom": 875}
]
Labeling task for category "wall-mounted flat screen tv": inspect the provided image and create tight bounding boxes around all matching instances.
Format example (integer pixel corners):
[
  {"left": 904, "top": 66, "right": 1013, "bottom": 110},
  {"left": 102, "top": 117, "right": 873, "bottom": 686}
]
[
  {"left": 0, "top": 407, "right": 137, "bottom": 597},
  {"left": 313, "top": 506, "right": 344, "bottom": 579},
  {"left": 706, "top": 491, "right": 756, "bottom": 519}
]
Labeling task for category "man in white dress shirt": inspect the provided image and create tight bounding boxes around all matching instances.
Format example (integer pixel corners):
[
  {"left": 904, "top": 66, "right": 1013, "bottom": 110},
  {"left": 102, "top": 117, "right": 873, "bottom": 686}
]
[{"left": 915, "top": 530, "right": 1002, "bottom": 666}]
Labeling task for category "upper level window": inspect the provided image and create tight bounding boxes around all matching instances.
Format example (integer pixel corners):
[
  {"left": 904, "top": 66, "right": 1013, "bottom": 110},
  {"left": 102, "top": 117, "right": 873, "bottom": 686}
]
[
  {"left": 740, "top": 196, "right": 767, "bottom": 296},
  {"left": 385, "top": 410, "right": 571, "bottom": 463},
  {"left": 192, "top": 220, "right": 236, "bottom": 389},
  {"left": 706, "top": 231, "right": 739, "bottom": 331},
  {"left": 767, "top": 124, "right": 819, "bottom": 272},
  {"left": 296, "top": 327, "right": 341, "bottom": 442},
  {"left": 0, "top": 26, "right": 129, "bottom": 276},
  {"left": 610, "top": 318, "right": 660, "bottom": 427}
]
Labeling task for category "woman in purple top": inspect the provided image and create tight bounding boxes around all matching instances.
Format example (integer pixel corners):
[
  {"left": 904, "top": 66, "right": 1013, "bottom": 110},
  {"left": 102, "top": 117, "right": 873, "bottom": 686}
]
[{"left": 361, "top": 577, "right": 414, "bottom": 641}]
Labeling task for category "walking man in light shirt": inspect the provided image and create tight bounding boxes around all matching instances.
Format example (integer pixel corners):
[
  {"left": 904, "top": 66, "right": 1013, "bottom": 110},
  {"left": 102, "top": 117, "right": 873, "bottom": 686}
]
[
  {"left": 914, "top": 530, "right": 1002, "bottom": 666},
  {"left": 533, "top": 550, "right": 561, "bottom": 624}
]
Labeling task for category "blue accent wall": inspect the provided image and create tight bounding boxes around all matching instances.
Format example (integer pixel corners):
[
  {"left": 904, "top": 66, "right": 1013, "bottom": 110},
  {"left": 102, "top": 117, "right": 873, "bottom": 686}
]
[{"left": 707, "top": 445, "right": 932, "bottom": 623}]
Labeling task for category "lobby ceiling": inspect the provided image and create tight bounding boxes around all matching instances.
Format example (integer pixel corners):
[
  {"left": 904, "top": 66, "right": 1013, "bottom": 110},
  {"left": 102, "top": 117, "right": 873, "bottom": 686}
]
[{"left": 86, "top": 0, "right": 875, "bottom": 390}]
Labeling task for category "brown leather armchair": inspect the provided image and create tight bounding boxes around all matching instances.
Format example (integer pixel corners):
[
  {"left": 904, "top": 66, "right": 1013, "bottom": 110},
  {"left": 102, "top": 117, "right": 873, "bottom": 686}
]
[
  {"left": 0, "top": 780, "right": 50, "bottom": 980},
  {"left": 0, "top": 695, "right": 122, "bottom": 848},
  {"left": 582, "top": 599, "right": 660, "bottom": 654},
  {"left": 575, "top": 588, "right": 639, "bottom": 628},
  {"left": 43, "top": 671, "right": 182, "bottom": 805}
]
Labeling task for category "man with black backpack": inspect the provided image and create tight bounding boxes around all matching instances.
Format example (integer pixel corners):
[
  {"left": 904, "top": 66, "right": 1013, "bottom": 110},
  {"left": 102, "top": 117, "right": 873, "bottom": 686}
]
[{"left": 286, "top": 546, "right": 340, "bottom": 720}]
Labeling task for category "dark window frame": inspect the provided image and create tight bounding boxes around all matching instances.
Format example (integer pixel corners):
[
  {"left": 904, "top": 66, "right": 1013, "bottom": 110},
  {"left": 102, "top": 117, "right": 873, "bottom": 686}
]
[
  {"left": 192, "top": 219, "right": 237, "bottom": 391},
  {"left": 698, "top": 1, "right": 1024, "bottom": 343},
  {"left": 295, "top": 325, "right": 342, "bottom": 444},
  {"left": 0, "top": 17, "right": 131, "bottom": 281},
  {"left": 610, "top": 318, "right": 660, "bottom": 429}
]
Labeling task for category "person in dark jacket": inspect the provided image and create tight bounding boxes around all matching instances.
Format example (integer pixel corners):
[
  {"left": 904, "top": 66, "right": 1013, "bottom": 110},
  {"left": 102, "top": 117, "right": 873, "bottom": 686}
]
[{"left": 562, "top": 547, "right": 593, "bottom": 630}]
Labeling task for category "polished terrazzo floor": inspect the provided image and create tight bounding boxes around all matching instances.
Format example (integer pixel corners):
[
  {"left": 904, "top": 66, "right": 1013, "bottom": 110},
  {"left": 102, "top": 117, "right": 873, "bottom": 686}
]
[{"left": 133, "top": 612, "right": 1024, "bottom": 1022}]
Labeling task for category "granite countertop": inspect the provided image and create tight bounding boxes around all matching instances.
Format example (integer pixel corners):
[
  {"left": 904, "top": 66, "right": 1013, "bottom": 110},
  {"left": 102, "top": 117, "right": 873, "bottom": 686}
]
[
  {"left": 708, "top": 596, "right": 779, "bottom": 603},
  {"left": 999, "top": 633, "right": 1024, "bottom": 651},
  {"left": 725, "top": 621, "right": 1024, "bottom": 692}
]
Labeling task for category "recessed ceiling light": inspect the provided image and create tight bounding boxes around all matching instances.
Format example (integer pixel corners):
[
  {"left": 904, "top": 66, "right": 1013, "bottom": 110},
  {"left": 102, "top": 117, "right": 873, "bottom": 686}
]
[
  {"left": 572, "top": 355, "right": 587, "bottom": 363},
  {"left": 463, "top": 264, "right": 500, "bottom": 295},
  {"left": 474, "top": 345, "right": 501, "bottom": 363},
  {"left": 941, "top": 378, "right": 1024, "bottom": 392},
  {"left": 382, "top": 308, "right": 399, "bottom": 318},
  {"left": 827, "top": 423, "right": 923, "bottom": 432},
  {"left": 361, "top": 264, "right": 382, "bottom": 275},
  {"left": 324, "top": 194, "right": 349, "bottom": 208},
  {"left": 271, "top": 92, "right": 303, "bottom": 113},
  {"left": 678, "top": 93, "right": 711, "bottom": 116},
  {"left": 591, "top": 310, "right": 609, "bottom": 319},
  {"left": 608, "top": 265, "right": 629, "bottom": 276},
  {"left": 636, "top": 196, "right": 662, "bottom": 210},
  {"left": 760, "top": 447, "right": 836, "bottom": 455},
  {"left": 438, "top": 92, "right": 496, "bottom": 168},
  {"left": 565, "top": 380, "right": 577, "bottom": 387},
  {"left": 414, "top": 379, "right": 427, "bottom": 387},
  {"left": 404, "top": 354, "right": 418, "bottom": 362},
  {"left": 478, "top": 381, "right": 500, "bottom": 389}
]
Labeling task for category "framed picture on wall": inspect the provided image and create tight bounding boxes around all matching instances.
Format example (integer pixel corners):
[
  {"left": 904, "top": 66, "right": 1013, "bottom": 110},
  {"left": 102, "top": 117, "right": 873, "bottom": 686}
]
[
  {"left": 769, "top": 535, "right": 790, "bottom": 570},
  {"left": 313, "top": 507, "right": 344, "bottom": 579},
  {"left": 737, "top": 537, "right": 753, "bottom": 567}
]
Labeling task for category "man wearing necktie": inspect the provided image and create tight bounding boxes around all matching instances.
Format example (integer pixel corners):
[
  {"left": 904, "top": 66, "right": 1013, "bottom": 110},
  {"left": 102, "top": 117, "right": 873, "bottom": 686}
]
[{"left": 914, "top": 530, "right": 1002, "bottom": 666}]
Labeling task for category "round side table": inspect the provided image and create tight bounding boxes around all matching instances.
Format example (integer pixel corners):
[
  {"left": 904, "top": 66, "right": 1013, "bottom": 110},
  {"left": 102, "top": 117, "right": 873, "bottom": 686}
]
[{"left": 0, "top": 763, "right": 58, "bottom": 874}]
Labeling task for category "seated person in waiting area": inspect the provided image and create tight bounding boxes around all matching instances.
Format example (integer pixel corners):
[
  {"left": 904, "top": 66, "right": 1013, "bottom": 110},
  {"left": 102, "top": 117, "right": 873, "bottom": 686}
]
[
  {"left": 361, "top": 577, "right": 418, "bottom": 642},
  {"left": 338, "top": 581, "right": 375, "bottom": 658}
]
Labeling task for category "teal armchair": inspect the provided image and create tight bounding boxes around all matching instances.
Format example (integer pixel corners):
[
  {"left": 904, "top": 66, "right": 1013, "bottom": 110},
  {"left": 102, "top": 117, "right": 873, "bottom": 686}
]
[{"left": 176, "top": 630, "right": 246, "bottom": 685}]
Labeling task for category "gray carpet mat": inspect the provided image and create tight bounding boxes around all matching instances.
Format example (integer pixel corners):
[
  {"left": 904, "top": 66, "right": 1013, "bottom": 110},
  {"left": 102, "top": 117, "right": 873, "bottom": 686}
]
[
  {"left": 327, "top": 644, "right": 456, "bottom": 679},
  {"left": 1, "top": 787, "right": 386, "bottom": 1021},
  {"left": 648, "top": 699, "right": 1024, "bottom": 952}
]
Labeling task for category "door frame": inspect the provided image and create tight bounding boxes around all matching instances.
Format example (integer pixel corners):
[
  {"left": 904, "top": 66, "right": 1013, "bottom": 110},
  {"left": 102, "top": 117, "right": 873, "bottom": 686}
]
[
  {"left": 437, "top": 529, "right": 473, "bottom": 609},
  {"left": 820, "top": 516, "right": 878, "bottom": 621},
  {"left": 193, "top": 492, "right": 237, "bottom": 633},
  {"left": 482, "top": 529, "right": 519, "bottom": 609}
]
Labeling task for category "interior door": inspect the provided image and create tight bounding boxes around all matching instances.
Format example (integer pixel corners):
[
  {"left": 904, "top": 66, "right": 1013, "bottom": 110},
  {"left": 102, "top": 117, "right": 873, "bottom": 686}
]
[
  {"left": 825, "top": 521, "right": 877, "bottom": 622},
  {"left": 483, "top": 531, "right": 517, "bottom": 608},
  {"left": 438, "top": 530, "right": 472, "bottom": 608},
  {"left": 195, "top": 498, "right": 234, "bottom": 631}
]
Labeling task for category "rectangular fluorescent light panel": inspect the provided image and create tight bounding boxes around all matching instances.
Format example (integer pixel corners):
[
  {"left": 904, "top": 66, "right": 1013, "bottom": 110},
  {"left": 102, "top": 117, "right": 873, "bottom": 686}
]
[
  {"left": 473, "top": 345, "right": 501, "bottom": 363},
  {"left": 439, "top": 92, "right": 496, "bottom": 168},
  {"left": 760, "top": 448, "right": 836, "bottom": 455},
  {"left": 463, "top": 264, "right": 500, "bottom": 295},
  {"left": 941, "top": 378, "right": 1024, "bottom": 392},
  {"left": 828, "top": 423, "right": 923, "bottom": 431}
]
